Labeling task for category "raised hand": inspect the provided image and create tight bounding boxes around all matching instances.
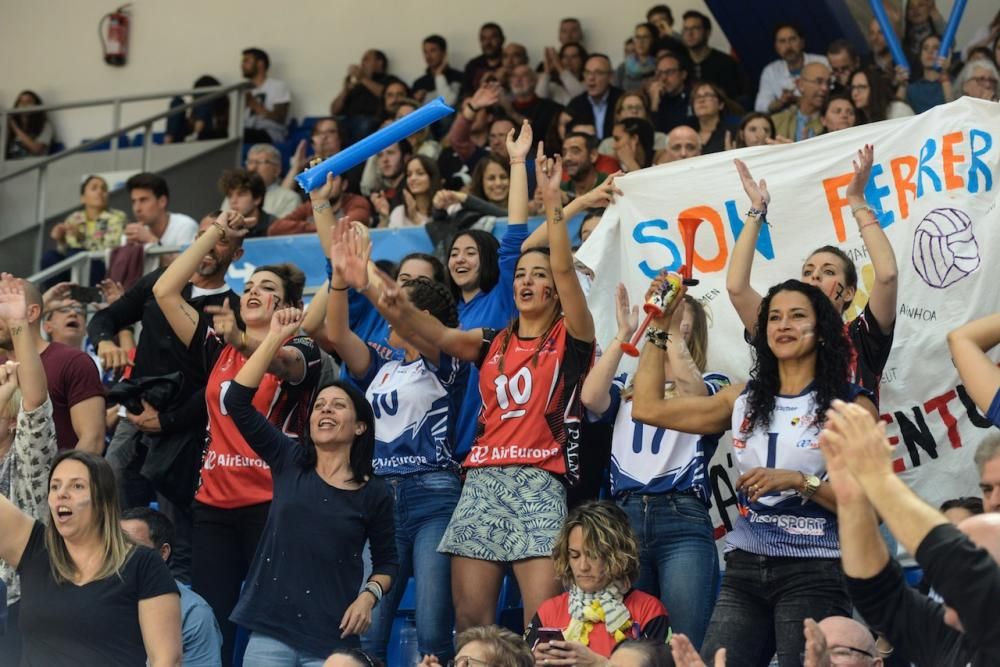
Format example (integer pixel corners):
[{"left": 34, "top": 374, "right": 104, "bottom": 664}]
[
  {"left": 0, "top": 277, "right": 28, "bottom": 324},
  {"left": 374, "top": 268, "right": 408, "bottom": 320},
  {"left": 535, "top": 142, "right": 564, "bottom": 204},
  {"left": 733, "top": 159, "right": 770, "bottom": 211},
  {"left": 0, "top": 361, "right": 21, "bottom": 406},
  {"left": 802, "top": 618, "right": 832, "bottom": 667},
  {"left": 577, "top": 172, "right": 623, "bottom": 209},
  {"left": 270, "top": 307, "right": 304, "bottom": 340},
  {"left": 370, "top": 191, "right": 390, "bottom": 218},
  {"left": 844, "top": 144, "right": 874, "bottom": 204},
  {"left": 203, "top": 300, "right": 241, "bottom": 348},
  {"left": 289, "top": 139, "right": 308, "bottom": 175},
  {"left": 645, "top": 270, "right": 686, "bottom": 329},
  {"left": 671, "top": 633, "right": 726, "bottom": 667},
  {"left": 615, "top": 283, "right": 640, "bottom": 341},
  {"left": 506, "top": 119, "right": 533, "bottom": 162},
  {"left": 331, "top": 218, "right": 372, "bottom": 290},
  {"left": 216, "top": 210, "right": 254, "bottom": 237},
  {"left": 310, "top": 173, "right": 340, "bottom": 203},
  {"left": 432, "top": 189, "right": 465, "bottom": 210},
  {"left": 820, "top": 399, "right": 895, "bottom": 488},
  {"left": 124, "top": 222, "right": 155, "bottom": 245},
  {"left": 41, "top": 281, "right": 73, "bottom": 309},
  {"left": 98, "top": 279, "right": 125, "bottom": 306},
  {"left": 470, "top": 81, "right": 502, "bottom": 110}
]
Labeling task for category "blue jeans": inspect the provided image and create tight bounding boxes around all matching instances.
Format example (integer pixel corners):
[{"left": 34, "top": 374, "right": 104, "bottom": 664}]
[
  {"left": 620, "top": 492, "right": 719, "bottom": 649},
  {"left": 701, "top": 549, "right": 851, "bottom": 667},
  {"left": 243, "top": 632, "right": 325, "bottom": 667},
  {"left": 362, "top": 470, "right": 461, "bottom": 662}
]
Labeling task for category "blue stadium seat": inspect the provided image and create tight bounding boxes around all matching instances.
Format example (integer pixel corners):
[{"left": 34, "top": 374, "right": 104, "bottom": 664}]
[
  {"left": 80, "top": 134, "right": 129, "bottom": 152},
  {"left": 130, "top": 132, "right": 166, "bottom": 146}
]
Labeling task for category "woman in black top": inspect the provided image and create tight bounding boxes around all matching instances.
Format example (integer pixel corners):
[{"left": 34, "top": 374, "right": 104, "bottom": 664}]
[
  {"left": 223, "top": 306, "right": 398, "bottom": 663},
  {"left": 0, "top": 450, "right": 179, "bottom": 666}
]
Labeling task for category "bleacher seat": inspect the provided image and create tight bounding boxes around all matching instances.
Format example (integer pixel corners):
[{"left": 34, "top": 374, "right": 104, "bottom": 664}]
[
  {"left": 80, "top": 134, "right": 130, "bottom": 152},
  {"left": 130, "top": 132, "right": 166, "bottom": 146}
]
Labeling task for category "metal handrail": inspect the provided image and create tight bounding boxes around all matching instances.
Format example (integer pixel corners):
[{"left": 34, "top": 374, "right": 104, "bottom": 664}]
[
  {"left": 0, "top": 85, "right": 250, "bottom": 117},
  {"left": 0, "top": 82, "right": 251, "bottom": 182}
]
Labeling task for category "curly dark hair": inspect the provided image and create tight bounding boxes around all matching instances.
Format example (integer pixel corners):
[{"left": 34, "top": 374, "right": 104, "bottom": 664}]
[
  {"left": 743, "top": 280, "right": 851, "bottom": 436},
  {"left": 402, "top": 276, "right": 458, "bottom": 328}
]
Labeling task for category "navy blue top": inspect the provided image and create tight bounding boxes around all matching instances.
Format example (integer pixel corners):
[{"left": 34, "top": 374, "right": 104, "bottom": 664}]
[
  {"left": 224, "top": 381, "right": 398, "bottom": 657},
  {"left": 989, "top": 389, "right": 1000, "bottom": 428}
]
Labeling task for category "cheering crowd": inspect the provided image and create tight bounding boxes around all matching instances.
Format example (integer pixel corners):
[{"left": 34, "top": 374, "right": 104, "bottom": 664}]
[{"left": 2, "top": 4, "right": 1000, "bottom": 667}]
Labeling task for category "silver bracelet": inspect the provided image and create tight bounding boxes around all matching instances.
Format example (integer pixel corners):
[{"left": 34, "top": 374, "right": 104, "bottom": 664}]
[
  {"left": 311, "top": 201, "right": 332, "bottom": 212},
  {"left": 363, "top": 581, "right": 383, "bottom": 605}
]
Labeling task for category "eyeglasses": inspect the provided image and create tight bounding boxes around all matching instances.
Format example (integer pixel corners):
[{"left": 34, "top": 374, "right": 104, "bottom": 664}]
[
  {"left": 583, "top": 69, "right": 611, "bottom": 77},
  {"left": 656, "top": 67, "right": 680, "bottom": 77},
  {"left": 447, "top": 657, "right": 491, "bottom": 667},
  {"left": 804, "top": 646, "right": 876, "bottom": 665},
  {"left": 969, "top": 76, "right": 998, "bottom": 88},
  {"left": 45, "top": 305, "right": 86, "bottom": 318}
]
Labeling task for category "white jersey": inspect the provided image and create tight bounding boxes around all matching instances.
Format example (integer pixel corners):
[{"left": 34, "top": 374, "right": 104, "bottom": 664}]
[{"left": 726, "top": 382, "right": 868, "bottom": 558}]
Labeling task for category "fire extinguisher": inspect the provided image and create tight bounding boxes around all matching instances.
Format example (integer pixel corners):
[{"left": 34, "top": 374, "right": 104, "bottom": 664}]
[{"left": 99, "top": 5, "right": 131, "bottom": 66}]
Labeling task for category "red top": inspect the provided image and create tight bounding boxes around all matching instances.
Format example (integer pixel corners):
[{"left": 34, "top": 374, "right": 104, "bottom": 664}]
[
  {"left": 191, "top": 319, "right": 321, "bottom": 509},
  {"left": 527, "top": 589, "right": 671, "bottom": 658},
  {"left": 465, "top": 319, "right": 594, "bottom": 485}
]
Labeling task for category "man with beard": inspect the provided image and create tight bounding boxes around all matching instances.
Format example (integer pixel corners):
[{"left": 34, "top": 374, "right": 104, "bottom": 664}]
[
  {"left": 755, "top": 23, "right": 830, "bottom": 113},
  {"left": 502, "top": 65, "right": 562, "bottom": 153},
  {"left": 462, "top": 23, "right": 506, "bottom": 94},
  {"left": 560, "top": 132, "right": 609, "bottom": 202},
  {"left": 87, "top": 214, "right": 244, "bottom": 582},
  {"left": 241, "top": 47, "right": 290, "bottom": 144}
]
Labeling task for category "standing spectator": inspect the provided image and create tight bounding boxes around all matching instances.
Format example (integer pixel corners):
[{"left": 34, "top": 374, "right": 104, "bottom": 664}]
[
  {"left": 0, "top": 450, "right": 180, "bottom": 665},
  {"left": 657, "top": 125, "right": 701, "bottom": 163},
  {"left": 681, "top": 11, "right": 745, "bottom": 102},
  {"left": 241, "top": 47, "right": 290, "bottom": 144},
  {"left": 755, "top": 24, "right": 829, "bottom": 113},
  {"left": 463, "top": 23, "right": 506, "bottom": 94},
  {"left": 648, "top": 53, "right": 691, "bottom": 134},
  {"left": 615, "top": 23, "right": 659, "bottom": 92},
  {"left": 567, "top": 54, "right": 623, "bottom": 139},
  {"left": 269, "top": 175, "right": 373, "bottom": 235},
  {"left": 647, "top": 4, "right": 679, "bottom": 41},
  {"left": 954, "top": 60, "right": 999, "bottom": 101},
  {"left": 770, "top": 62, "right": 831, "bottom": 142},
  {"left": 631, "top": 277, "right": 876, "bottom": 666},
  {"left": 42, "top": 175, "right": 127, "bottom": 286},
  {"left": 222, "top": 144, "right": 301, "bottom": 218},
  {"left": 690, "top": 81, "right": 737, "bottom": 154},
  {"left": 504, "top": 65, "right": 562, "bottom": 151},
  {"left": 4, "top": 91, "right": 54, "bottom": 159},
  {"left": 527, "top": 502, "right": 671, "bottom": 662},
  {"left": 283, "top": 118, "right": 363, "bottom": 196},
  {"left": 0, "top": 276, "right": 103, "bottom": 454},
  {"left": 581, "top": 287, "right": 726, "bottom": 648},
  {"left": 121, "top": 507, "right": 223, "bottom": 667},
  {"left": 861, "top": 16, "right": 907, "bottom": 91},
  {"left": 826, "top": 39, "right": 860, "bottom": 95},
  {"left": 123, "top": 172, "right": 199, "bottom": 273},
  {"left": 412, "top": 35, "right": 462, "bottom": 105},
  {"left": 222, "top": 306, "right": 397, "bottom": 663},
  {"left": 904, "top": 35, "right": 953, "bottom": 113},
  {"left": 849, "top": 67, "right": 914, "bottom": 123},
  {"left": 947, "top": 313, "right": 1000, "bottom": 432},
  {"left": 0, "top": 278, "right": 57, "bottom": 667},
  {"left": 558, "top": 17, "right": 585, "bottom": 48},
  {"left": 330, "top": 49, "right": 390, "bottom": 144},
  {"left": 537, "top": 42, "right": 587, "bottom": 106},
  {"left": 218, "top": 169, "right": 271, "bottom": 238},
  {"left": 732, "top": 112, "right": 775, "bottom": 148},
  {"left": 819, "top": 94, "right": 858, "bottom": 134},
  {"left": 903, "top": 0, "right": 944, "bottom": 61}
]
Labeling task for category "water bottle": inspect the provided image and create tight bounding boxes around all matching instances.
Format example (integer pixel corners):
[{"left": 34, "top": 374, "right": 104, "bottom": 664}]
[{"left": 399, "top": 618, "right": 419, "bottom": 667}]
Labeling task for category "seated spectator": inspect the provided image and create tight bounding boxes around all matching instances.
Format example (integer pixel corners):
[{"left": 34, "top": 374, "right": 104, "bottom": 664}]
[
  {"left": 861, "top": 15, "right": 906, "bottom": 89},
  {"left": 462, "top": 23, "right": 505, "bottom": 95},
  {"left": 816, "top": 617, "right": 882, "bottom": 666},
  {"left": 241, "top": 47, "right": 290, "bottom": 144},
  {"left": 165, "top": 75, "right": 229, "bottom": 144},
  {"left": 561, "top": 132, "right": 609, "bottom": 202},
  {"left": 946, "top": 314, "right": 1000, "bottom": 431},
  {"left": 648, "top": 53, "right": 691, "bottom": 134},
  {"left": 966, "top": 46, "right": 996, "bottom": 65},
  {"left": 954, "top": 59, "right": 999, "bottom": 101},
  {"left": 440, "top": 83, "right": 498, "bottom": 188},
  {"left": 598, "top": 91, "right": 667, "bottom": 157},
  {"left": 527, "top": 502, "right": 670, "bottom": 662},
  {"left": 504, "top": 65, "right": 562, "bottom": 153},
  {"left": 609, "top": 638, "right": 672, "bottom": 667},
  {"left": 904, "top": 35, "right": 953, "bottom": 113},
  {"left": 556, "top": 17, "right": 585, "bottom": 49},
  {"left": 0, "top": 450, "right": 180, "bottom": 665},
  {"left": 610, "top": 117, "right": 655, "bottom": 172},
  {"left": 771, "top": 62, "right": 831, "bottom": 141},
  {"left": 412, "top": 35, "right": 462, "bottom": 105},
  {"left": 326, "top": 649, "right": 385, "bottom": 667},
  {"left": 270, "top": 174, "right": 373, "bottom": 235},
  {"left": 421, "top": 626, "right": 532, "bottom": 667},
  {"left": 42, "top": 176, "right": 127, "bottom": 284},
  {"left": 578, "top": 210, "right": 603, "bottom": 244},
  {"left": 498, "top": 42, "right": 529, "bottom": 88},
  {"left": 376, "top": 78, "right": 411, "bottom": 125},
  {"left": 366, "top": 140, "right": 411, "bottom": 212},
  {"left": 537, "top": 42, "right": 587, "bottom": 106},
  {"left": 568, "top": 54, "right": 623, "bottom": 139},
  {"left": 822, "top": 400, "right": 1000, "bottom": 666},
  {"left": 681, "top": 11, "right": 745, "bottom": 102},
  {"left": 941, "top": 497, "right": 984, "bottom": 524},
  {"left": 647, "top": 4, "right": 677, "bottom": 40},
  {"left": 975, "top": 437, "right": 1000, "bottom": 513},
  {"left": 849, "top": 66, "right": 914, "bottom": 123},
  {"left": 218, "top": 169, "right": 271, "bottom": 237},
  {"left": 222, "top": 144, "right": 300, "bottom": 218},
  {"left": 656, "top": 125, "right": 701, "bottom": 163},
  {"left": 827, "top": 39, "right": 860, "bottom": 96},
  {"left": 903, "top": 0, "right": 944, "bottom": 62},
  {"left": 123, "top": 172, "right": 199, "bottom": 273},
  {"left": 755, "top": 23, "right": 830, "bottom": 113},
  {"left": 690, "top": 81, "right": 738, "bottom": 154},
  {"left": 40, "top": 298, "right": 89, "bottom": 354},
  {"left": 393, "top": 99, "right": 442, "bottom": 159},
  {"left": 376, "top": 155, "right": 440, "bottom": 228},
  {"left": 283, "top": 117, "right": 363, "bottom": 196},
  {"left": 5, "top": 91, "right": 54, "bottom": 159},
  {"left": 614, "top": 23, "right": 658, "bottom": 92},
  {"left": 0, "top": 279, "right": 56, "bottom": 667},
  {"left": 0, "top": 276, "right": 104, "bottom": 454},
  {"left": 961, "top": 9, "right": 1000, "bottom": 62},
  {"left": 820, "top": 93, "right": 858, "bottom": 134},
  {"left": 732, "top": 112, "right": 775, "bottom": 147},
  {"left": 120, "top": 507, "right": 222, "bottom": 667},
  {"left": 431, "top": 154, "right": 509, "bottom": 232},
  {"left": 330, "top": 49, "right": 390, "bottom": 144}
]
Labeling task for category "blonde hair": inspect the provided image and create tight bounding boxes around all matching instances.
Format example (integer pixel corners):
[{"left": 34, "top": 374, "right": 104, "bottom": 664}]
[
  {"left": 551, "top": 501, "right": 640, "bottom": 588},
  {"left": 45, "top": 451, "right": 133, "bottom": 584},
  {"left": 456, "top": 626, "right": 533, "bottom": 667}
]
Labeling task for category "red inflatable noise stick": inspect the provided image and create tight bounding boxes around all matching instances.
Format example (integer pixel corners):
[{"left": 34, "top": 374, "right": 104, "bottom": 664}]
[{"left": 621, "top": 271, "right": 684, "bottom": 357}]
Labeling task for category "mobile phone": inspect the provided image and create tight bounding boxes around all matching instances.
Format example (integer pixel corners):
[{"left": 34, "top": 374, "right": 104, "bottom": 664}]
[
  {"left": 535, "top": 628, "right": 564, "bottom": 646},
  {"left": 68, "top": 285, "right": 103, "bottom": 304}
]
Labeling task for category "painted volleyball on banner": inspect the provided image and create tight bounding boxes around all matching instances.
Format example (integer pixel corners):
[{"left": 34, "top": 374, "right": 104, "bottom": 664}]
[{"left": 911, "top": 207, "right": 980, "bottom": 289}]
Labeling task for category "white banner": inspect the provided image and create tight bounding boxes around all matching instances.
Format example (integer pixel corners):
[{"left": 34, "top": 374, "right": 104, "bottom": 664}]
[{"left": 577, "top": 97, "right": 1000, "bottom": 542}]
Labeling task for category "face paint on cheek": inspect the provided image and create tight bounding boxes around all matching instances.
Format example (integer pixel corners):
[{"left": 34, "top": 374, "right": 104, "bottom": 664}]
[
  {"left": 827, "top": 281, "right": 845, "bottom": 303},
  {"left": 542, "top": 287, "right": 553, "bottom": 300},
  {"left": 797, "top": 322, "right": 816, "bottom": 339}
]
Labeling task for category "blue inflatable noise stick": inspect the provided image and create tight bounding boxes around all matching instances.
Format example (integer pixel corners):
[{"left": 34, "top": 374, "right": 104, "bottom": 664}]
[
  {"left": 296, "top": 96, "right": 454, "bottom": 193},
  {"left": 936, "top": 0, "right": 966, "bottom": 70},
  {"left": 869, "top": 0, "right": 910, "bottom": 75}
]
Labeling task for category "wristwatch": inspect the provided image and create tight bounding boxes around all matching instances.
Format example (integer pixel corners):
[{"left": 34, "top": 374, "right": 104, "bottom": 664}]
[{"left": 800, "top": 473, "right": 821, "bottom": 499}]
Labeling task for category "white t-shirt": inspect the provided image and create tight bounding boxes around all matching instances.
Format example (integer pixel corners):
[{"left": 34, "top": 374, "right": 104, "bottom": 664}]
[
  {"left": 143, "top": 212, "right": 198, "bottom": 273},
  {"left": 754, "top": 53, "right": 830, "bottom": 113},
  {"left": 243, "top": 78, "right": 291, "bottom": 142}
]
